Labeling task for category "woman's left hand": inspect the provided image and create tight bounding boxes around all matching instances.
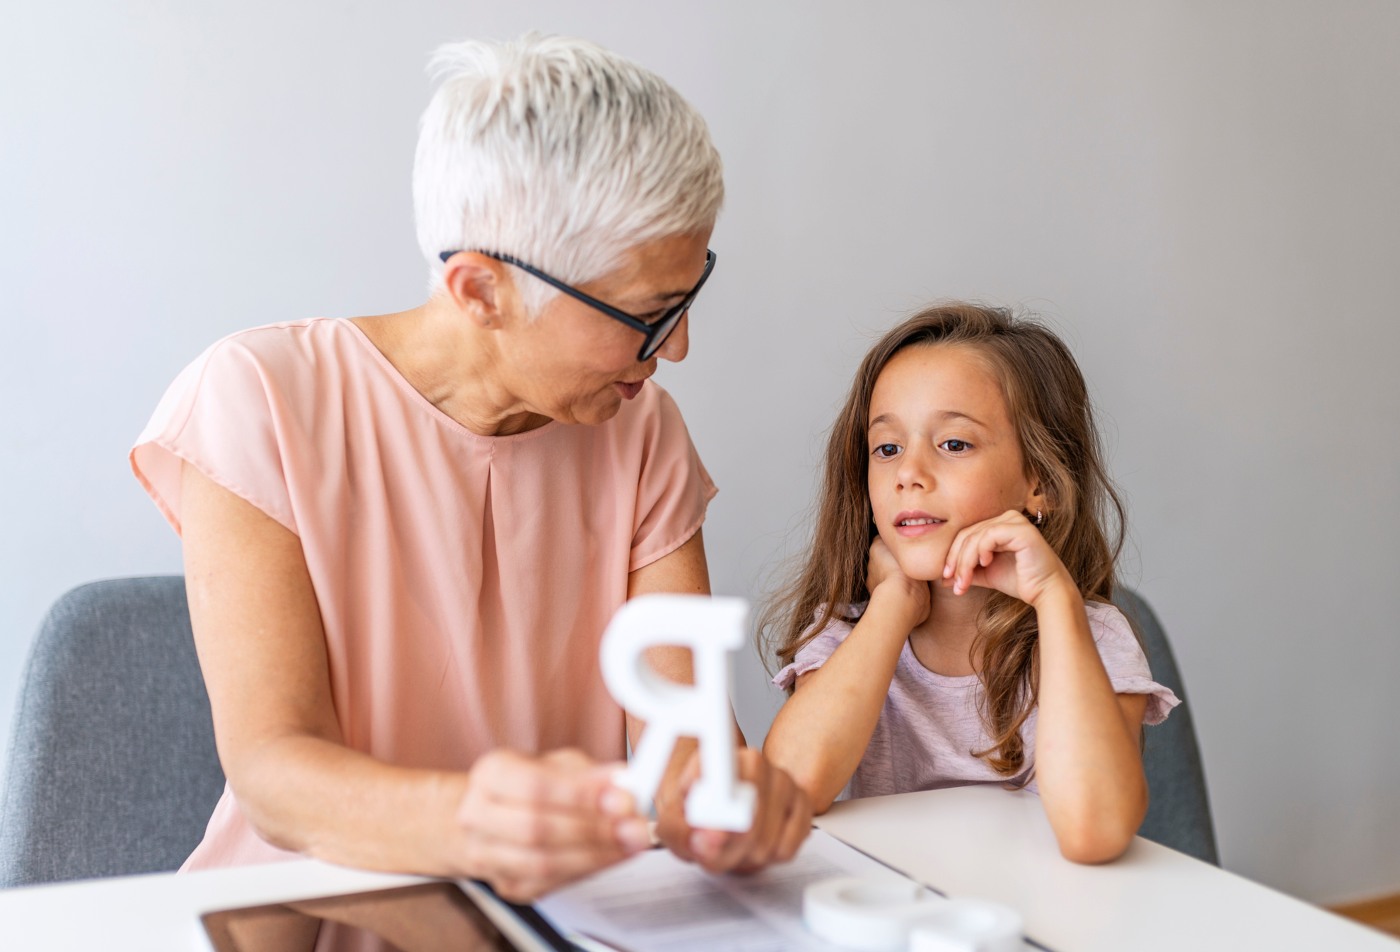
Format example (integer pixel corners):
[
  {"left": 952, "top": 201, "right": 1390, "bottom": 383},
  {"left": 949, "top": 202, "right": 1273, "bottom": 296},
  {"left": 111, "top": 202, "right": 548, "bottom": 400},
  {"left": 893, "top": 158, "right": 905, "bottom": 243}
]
[
  {"left": 943, "top": 509, "right": 1073, "bottom": 608},
  {"left": 655, "top": 746, "right": 812, "bottom": 874}
]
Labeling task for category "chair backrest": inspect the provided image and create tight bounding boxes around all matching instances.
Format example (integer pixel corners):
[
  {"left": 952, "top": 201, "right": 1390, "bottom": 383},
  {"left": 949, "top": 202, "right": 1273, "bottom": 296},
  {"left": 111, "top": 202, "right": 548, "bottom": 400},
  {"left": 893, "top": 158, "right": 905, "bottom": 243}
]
[
  {"left": 1113, "top": 587, "right": 1219, "bottom": 865},
  {"left": 0, "top": 576, "right": 225, "bottom": 886}
]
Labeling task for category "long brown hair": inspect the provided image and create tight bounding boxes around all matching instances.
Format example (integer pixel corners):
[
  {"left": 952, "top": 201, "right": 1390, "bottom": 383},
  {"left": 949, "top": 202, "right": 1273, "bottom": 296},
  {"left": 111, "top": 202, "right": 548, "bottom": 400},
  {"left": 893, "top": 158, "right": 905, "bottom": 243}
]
[{"left": 758, "top": 303, "right": 1126, "bottom": 776}]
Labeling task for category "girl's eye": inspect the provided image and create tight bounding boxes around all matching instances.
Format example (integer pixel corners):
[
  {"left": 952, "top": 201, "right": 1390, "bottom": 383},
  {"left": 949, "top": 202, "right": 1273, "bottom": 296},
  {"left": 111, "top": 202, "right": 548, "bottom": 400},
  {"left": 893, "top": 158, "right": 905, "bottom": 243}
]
[
  {"left": 872, "top": 443, "right": 901, "bottom": 459},
  {"left": 940, "top": 439, "right": 971, "bottom": 453}
]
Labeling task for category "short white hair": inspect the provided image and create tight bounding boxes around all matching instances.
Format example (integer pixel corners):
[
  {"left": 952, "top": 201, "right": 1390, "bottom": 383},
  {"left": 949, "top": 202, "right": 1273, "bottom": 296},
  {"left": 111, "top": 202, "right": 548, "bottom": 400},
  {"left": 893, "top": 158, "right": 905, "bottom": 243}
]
[{"left": 414, "top": 34, "right": 724, "bottom": 312}]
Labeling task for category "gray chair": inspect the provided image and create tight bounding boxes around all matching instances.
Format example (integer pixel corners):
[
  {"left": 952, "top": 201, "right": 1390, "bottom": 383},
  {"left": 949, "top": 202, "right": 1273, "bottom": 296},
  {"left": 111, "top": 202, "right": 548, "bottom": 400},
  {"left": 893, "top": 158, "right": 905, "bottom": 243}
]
[
  {"left": 1113, "top": 587, "right": 1219, "bottom": 865},
  {"left": 0, "top": 576, "right": 225, "bottom": 886}
]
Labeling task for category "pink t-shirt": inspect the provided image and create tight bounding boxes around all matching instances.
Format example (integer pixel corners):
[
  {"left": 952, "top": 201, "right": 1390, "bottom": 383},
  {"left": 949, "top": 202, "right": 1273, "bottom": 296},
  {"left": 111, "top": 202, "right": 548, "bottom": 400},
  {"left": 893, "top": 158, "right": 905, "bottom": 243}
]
[
  {"left": 131, "top": 318, "right": 716, "bottom": 870},
  {"left": 772, "top": 600, "right": 1179, "bottom": 799}
]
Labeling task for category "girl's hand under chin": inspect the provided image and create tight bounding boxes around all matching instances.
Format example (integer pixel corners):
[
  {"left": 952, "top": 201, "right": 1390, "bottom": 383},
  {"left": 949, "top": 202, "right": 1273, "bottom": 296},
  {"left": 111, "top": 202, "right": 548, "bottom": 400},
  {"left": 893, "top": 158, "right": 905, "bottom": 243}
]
[
  {"left": 942, "top": 510, "right": 1076, "bottom": 609},
  {"left": 867, "top": 536, "right": 931, "bottom": 629}
]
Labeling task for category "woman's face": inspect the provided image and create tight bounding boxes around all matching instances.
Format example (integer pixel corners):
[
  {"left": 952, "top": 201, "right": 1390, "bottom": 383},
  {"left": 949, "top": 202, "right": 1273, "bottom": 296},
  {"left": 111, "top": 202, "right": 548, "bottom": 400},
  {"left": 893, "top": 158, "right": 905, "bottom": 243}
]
[
  {"left": 498, "top": 229, "right": 712, "bottom": 426},
  {"left": 866, "top": 344, "right": 1036, "bottom": 582}
]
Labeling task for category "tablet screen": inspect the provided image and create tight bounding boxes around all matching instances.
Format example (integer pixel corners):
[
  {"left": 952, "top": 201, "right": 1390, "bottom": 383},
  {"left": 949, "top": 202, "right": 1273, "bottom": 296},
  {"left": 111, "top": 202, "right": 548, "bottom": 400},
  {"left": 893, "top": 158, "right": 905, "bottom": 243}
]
[{"left": 200, "top": 880, "right": 574, "bottom": 952}]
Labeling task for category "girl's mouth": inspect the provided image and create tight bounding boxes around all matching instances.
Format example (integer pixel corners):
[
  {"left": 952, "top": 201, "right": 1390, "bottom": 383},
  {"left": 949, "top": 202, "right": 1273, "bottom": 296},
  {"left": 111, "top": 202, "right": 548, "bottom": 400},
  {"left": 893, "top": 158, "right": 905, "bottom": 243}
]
[{"left": 894, "top": 514, "right": 946, "bottom": 537}]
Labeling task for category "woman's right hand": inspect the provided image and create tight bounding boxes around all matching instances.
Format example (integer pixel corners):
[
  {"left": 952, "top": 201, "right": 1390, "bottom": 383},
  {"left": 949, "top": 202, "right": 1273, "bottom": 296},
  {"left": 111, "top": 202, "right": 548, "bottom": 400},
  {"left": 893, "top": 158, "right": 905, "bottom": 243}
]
[
  {"left": 454, "top": 749, "right": 652, "bottom": 901},
  {"left": 866, "top": 536, "right": 931, "bottom": 631}
]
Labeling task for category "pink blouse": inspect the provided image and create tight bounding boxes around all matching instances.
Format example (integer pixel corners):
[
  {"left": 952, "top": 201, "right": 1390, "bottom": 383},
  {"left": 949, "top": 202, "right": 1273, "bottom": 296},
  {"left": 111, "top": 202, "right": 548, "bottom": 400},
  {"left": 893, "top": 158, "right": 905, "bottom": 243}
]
[{"left": 131, "top": 318, "right": 716, "bottom": 870}]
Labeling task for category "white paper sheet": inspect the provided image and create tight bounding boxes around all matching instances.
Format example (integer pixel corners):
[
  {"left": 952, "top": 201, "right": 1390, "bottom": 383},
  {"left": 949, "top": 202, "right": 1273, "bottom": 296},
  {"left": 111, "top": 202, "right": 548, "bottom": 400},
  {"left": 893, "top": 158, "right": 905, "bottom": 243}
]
[{"left": 535, "top": 829, "right": 929, "bottom": 952}]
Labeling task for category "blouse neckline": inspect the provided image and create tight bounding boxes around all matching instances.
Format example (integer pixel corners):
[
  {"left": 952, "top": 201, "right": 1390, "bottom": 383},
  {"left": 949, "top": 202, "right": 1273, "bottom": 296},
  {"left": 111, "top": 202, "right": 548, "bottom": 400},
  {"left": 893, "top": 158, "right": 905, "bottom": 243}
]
[{"left": 337, "top": 317, "right": 561, "bottom": 443}]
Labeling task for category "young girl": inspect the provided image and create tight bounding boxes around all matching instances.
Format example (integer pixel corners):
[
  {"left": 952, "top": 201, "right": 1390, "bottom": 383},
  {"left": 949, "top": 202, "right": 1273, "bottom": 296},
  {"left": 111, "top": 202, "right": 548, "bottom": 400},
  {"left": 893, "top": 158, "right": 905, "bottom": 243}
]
[{"left": 761, "top": 303, "right": 1178, "bottom": 864}]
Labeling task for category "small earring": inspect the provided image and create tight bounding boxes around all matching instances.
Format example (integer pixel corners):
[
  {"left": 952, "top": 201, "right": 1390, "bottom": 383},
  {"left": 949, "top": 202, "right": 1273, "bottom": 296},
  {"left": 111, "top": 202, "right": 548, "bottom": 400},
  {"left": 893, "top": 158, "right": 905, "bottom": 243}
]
[{"left": 1035, "top": 509, "right": 1045, "bottom": 527}]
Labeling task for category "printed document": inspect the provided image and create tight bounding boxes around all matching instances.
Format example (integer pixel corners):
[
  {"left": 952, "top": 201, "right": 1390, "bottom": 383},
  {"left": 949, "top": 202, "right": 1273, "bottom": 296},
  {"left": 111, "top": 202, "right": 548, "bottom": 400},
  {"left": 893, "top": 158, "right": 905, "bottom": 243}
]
[{"left": 536, "top": 829, "right": 930, "bottom": 952}]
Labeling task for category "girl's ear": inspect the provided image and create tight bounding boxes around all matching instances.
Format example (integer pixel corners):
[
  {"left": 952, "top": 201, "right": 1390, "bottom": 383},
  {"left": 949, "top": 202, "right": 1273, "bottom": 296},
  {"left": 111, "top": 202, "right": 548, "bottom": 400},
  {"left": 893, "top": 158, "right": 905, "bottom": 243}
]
[{"left": 1023, "top": 479, "right": 1049, "bottom": 517}]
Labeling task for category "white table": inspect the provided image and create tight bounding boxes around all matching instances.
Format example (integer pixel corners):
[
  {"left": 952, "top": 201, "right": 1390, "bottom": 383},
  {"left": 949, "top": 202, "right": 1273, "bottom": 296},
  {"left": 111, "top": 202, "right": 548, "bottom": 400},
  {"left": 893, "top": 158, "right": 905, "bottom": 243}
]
[
  {"left": 815, "top": 786, "right": 1398, "bottom": 951},
  {"left": 0, "top": 785, "right": 1393, "bottom": 951}
]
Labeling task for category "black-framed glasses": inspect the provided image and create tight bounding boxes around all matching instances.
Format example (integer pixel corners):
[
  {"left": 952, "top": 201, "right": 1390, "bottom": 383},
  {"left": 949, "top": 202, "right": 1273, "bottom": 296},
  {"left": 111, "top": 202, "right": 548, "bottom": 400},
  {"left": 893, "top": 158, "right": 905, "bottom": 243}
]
[{"left": 438, "top": 248, "right": 716, "bottom": 361}]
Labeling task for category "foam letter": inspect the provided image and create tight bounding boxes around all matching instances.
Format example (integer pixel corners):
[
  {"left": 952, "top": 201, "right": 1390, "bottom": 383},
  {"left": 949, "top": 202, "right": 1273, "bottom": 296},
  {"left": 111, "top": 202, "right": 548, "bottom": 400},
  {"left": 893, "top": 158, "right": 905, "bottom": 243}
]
[{"left": 599, "top": 594, "right": 757, "bottom": 832}]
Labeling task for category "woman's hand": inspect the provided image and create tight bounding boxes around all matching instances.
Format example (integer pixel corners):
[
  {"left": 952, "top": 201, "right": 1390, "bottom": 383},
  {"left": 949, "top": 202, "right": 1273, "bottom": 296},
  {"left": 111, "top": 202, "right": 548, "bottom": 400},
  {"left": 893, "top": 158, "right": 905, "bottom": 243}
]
[
  {"left": 454, "top": 749, "right": 652, "bottom": 901},
  {"left": 942, "top": 510, "right": 1074, "bottom": 608},
  {"left": 654, "top": 746, "right": 812, "bottom": 874},
  {"left": 867, "top": 536, "right": 931, "bottom": 631}
]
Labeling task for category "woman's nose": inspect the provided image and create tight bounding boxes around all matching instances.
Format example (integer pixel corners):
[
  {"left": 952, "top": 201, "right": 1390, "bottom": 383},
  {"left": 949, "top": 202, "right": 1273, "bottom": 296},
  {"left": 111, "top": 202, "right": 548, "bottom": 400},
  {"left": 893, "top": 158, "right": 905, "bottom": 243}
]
[{"left": 655, "top": 313, "right": 690, "bottom": 363}]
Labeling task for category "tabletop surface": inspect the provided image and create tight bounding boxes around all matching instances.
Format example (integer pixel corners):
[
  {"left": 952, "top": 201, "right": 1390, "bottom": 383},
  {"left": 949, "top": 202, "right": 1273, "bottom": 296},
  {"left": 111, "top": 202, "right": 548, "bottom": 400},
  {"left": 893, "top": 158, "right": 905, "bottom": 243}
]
[
  {"left": 1, "top": 784, "right": 1394, "bottom": 951},
  {"left": 814, "top": 786, "right": 1398, "bottom": 951}
]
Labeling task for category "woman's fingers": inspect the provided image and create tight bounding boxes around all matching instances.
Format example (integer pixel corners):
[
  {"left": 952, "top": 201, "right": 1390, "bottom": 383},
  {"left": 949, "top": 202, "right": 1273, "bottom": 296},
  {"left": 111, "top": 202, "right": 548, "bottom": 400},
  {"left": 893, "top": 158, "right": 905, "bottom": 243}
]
[
  {"left": 471, "top": 748, "right": 619, "bottom": 811},
  {"left": 687, "top": 748, "right": 813, "bottom": 874},
  {"left": 730, "top": 756, "right": 812, "bottom": 872},
  {"left": 456, "top": 749, "right": 649, "bottom": 900},
  {"left": 466, "top": 788, "right": 645, "bottom": 853},
  {"left": 481, "top": 839, "right": 639, "bottom": 902},
  {"left": 654, "top": 752, "right": 701, "bottom": 861}
]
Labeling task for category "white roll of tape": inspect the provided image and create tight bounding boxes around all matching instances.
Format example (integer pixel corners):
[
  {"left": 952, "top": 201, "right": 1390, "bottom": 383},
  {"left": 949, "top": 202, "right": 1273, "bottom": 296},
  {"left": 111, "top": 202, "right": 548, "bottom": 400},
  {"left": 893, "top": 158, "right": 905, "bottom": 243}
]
[
  {"left": 907, "top": 899, "right": 1024, "bottom": 952},
  {"left": 803, "top": 876, "right": 941, "bottom": 952}
]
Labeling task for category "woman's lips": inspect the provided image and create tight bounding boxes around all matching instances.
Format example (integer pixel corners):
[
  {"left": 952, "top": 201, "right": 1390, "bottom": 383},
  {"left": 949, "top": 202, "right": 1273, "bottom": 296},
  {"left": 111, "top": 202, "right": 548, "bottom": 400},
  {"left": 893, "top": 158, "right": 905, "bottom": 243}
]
[{"left": 615, "top": 380, "right": 645, "bottom": 400}]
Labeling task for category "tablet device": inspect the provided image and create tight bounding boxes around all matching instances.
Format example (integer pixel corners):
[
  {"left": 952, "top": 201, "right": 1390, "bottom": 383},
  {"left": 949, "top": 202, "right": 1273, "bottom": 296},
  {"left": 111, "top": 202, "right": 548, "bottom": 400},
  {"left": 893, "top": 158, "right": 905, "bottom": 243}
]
[{"left": 200, "top": 879, "right": 576, "bottom": 952}]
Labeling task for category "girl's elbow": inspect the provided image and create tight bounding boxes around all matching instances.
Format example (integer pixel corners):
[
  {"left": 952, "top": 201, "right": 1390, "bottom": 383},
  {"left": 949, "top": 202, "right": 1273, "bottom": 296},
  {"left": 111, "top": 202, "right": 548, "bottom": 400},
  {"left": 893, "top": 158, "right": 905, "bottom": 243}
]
[
  {"left": 786, "top": 764, "right": 839, "bottom": 815},
  {"left": 1051, "top": 795, "right": 1146, "bottom": 865},
  {"left": 809, "top": 788, "right": 839, "bottom": 816},
  {"left": 763, "top": 738, "right": 840, "bottom": 814},
  {"left": 1054, "top": 824, "right": 1136, "bottom": 864}
]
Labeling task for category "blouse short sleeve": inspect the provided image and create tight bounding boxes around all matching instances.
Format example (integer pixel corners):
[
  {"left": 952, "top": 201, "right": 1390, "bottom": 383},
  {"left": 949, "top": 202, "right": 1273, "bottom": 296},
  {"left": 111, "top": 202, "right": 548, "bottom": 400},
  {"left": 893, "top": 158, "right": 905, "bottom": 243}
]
[
  {"left": 130, "top": 332, "right": 299, "bottom": 537},
  {"left": 1087, "top": 601, "right": 1181, "bottom": 725},
  {"left": 627, "top": 385, "right": 717, "bottom": 572}
]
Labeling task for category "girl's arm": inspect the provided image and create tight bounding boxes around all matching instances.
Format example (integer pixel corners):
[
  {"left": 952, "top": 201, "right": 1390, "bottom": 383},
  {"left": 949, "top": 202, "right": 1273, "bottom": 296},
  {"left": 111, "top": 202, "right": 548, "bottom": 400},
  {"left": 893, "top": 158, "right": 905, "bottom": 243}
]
[
  {"left": 180, "top": 462, "right": 650, "bottom": 901},
  {"left": 763, "top": 539, "right": 928, "bottom": 814},
  {"left": 1032, "top": 588, "right": 1149, "bottom": 863},
  {"left": 945, "top": 511, "right": 1148, "bottom": 863}
]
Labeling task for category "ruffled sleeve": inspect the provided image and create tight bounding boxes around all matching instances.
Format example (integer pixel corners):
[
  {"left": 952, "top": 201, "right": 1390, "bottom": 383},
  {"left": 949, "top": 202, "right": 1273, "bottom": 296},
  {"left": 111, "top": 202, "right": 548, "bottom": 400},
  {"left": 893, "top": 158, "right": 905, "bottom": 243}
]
[
  {"left": 771, "top": 609, "right": 861, "bottom": 691},
  {"left": 1087, "top": 602, "right": 1181, "bottom": 725}
]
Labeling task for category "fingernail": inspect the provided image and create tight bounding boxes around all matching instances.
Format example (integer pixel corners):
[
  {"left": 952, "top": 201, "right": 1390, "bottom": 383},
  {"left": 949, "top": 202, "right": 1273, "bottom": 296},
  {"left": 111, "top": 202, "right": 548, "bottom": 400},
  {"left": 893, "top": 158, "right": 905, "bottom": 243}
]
[
  {"left": 601, "top": 788, "right": 633, "bottom": 816},
  {"left": 617, "top": 820, "right": 651, "bottom": 852}
]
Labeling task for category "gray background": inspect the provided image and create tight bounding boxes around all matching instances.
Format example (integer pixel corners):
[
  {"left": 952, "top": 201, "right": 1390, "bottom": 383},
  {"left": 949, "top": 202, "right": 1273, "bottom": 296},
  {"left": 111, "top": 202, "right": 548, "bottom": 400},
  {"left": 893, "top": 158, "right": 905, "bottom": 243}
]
[{"left": 3, "top": 1, "right": 1397, "bottom": 906}]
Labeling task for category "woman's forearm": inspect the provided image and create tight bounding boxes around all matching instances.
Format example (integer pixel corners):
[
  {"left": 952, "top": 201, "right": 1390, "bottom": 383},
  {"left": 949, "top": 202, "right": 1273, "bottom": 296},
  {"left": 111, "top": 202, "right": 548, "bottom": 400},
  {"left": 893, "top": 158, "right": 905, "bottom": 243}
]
[
  {"left": 231, "top": 734, "right": 644, "bottom": 899},
  {"left": 763, "top": 590, "right": 912, "bottom": 812},
  {"left": 230, "top": 733, "right": 469, "bottom": 874},
  {"left": 1031, "top": 587, "right": 1148, "bottom": 862}
]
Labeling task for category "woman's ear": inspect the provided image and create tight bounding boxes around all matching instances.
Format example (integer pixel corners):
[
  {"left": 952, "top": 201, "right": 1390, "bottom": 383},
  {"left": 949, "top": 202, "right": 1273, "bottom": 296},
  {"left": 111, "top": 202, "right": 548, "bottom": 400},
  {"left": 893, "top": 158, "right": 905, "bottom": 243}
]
[{"left": 441, "top": 253, "right": 508, "bottom": 329}]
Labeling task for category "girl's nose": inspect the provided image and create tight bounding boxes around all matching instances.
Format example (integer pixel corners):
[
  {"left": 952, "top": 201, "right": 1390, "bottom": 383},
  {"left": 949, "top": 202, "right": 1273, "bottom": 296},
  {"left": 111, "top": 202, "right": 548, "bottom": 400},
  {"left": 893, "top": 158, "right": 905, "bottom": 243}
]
[{"left": 896, "top": 446, "right": 931, "bottom": 491}]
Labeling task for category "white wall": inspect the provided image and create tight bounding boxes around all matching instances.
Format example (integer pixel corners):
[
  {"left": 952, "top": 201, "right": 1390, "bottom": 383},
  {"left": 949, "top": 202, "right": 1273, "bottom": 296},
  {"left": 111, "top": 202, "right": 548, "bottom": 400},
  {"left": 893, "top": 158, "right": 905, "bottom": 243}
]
[{"left": 3, "top": 1, "right": 1397, "bottom": 905}]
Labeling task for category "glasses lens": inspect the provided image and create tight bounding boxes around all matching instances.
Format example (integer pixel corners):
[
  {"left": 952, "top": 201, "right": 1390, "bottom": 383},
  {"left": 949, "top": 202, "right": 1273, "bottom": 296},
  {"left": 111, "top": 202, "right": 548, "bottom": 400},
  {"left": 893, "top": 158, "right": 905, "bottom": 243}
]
[
  {"left": 640, "top": 304, "right": 689, "bottom": 360},
  {"left": 637, "top": 251, "right": 712, "bottom": 360}
]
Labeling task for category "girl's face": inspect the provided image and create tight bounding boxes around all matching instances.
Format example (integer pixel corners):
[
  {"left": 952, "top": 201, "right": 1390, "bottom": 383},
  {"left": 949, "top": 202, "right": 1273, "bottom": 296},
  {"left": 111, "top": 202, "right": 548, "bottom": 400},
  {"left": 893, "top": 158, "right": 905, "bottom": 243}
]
[{"left": 866, "top": 344, "right": 1041, "bottom": 582}]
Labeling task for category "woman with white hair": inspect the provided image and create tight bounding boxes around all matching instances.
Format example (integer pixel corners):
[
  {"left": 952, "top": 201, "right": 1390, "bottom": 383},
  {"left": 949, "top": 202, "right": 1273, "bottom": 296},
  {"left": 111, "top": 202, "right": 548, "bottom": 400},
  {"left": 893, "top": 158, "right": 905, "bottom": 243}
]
[{"left": 131, "top": 34, "right": 810, "bottom": 901}]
